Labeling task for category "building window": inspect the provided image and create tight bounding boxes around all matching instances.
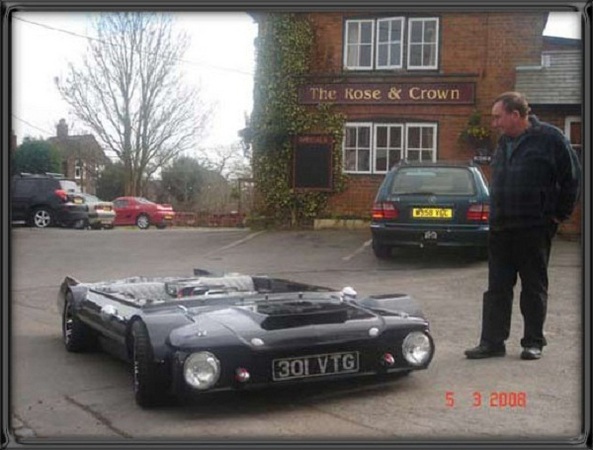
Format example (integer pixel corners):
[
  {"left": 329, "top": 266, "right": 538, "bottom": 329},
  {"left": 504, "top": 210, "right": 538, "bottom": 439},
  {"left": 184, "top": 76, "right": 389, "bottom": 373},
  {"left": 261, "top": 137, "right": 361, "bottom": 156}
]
[
  {"left": 343, "top": 122, "right": 437, "bottom": 174},
  {"left": 407, "top": 18, "right": 439, "bottom": 70},
  {"left": 565, "top": 116, "right": 582, "bottom": 160},
  {"left": 344, "top": 123, "right": 372, "bottom": 173},
  {"left": 344, "top": 20, "right": 375, "bottom": 69},
  {"left": 344, "top": 16, "right": 438, "bottom": 71},
  {"left": 376, "top": 17, "right": 404, "bottom": 69},
  {"left": 74, "top": 159, "right": 83, "bottom": 180}
]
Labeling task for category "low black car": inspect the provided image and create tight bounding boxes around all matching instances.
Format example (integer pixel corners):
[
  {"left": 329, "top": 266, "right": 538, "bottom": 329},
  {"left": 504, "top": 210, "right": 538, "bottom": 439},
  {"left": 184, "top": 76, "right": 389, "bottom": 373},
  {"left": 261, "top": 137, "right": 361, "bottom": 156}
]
[
  {"left": 11, "top": 173, "right": 88, "bottom": 229},
  {"left": 370, "top": 161, "right": 490, "bottom": 259},
  {"left": 58, "top": 269, "right": 435, "bottom": 408}
]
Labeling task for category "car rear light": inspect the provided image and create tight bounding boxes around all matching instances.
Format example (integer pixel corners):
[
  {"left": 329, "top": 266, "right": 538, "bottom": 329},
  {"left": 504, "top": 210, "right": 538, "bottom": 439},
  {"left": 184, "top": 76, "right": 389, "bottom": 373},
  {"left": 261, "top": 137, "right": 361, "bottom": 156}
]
[
  {"left": 372, "top": 202, "right": 399, "bottom": 220},
  {"left": 54, "top": 189, "right": 68, "bottom": 202},
  {"left": 466, "top": 203, "right": 489, "bottom": 221}
]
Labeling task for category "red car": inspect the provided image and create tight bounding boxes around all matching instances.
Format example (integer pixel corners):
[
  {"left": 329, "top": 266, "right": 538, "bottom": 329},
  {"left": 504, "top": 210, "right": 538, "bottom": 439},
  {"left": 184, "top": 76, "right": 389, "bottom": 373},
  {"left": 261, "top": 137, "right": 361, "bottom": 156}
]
[{"left": 112, "top": 197, "right": 175, "bottom": 229}]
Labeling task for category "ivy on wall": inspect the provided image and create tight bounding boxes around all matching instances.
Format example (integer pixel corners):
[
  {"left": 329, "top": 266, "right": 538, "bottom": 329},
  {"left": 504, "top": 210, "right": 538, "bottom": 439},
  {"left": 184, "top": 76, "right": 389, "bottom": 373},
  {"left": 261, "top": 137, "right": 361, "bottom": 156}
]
[{"left": 249, "top": 13, "right": 346, "bottom": 228}]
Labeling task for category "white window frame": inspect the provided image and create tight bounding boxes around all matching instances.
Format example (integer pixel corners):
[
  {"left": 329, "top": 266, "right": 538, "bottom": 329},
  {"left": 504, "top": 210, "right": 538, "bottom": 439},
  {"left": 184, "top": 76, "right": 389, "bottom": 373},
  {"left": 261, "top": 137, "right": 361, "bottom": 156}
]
[
  {"left": 343, "top": 122, "right": 373, "bottom": 174},
  {"left": 373, "top": 123, "right": 404, "bottom": 173},
  {"left": 74, "top": 159, "right": 83, "bottom": 180},
  {"left": 376, "top": 17, "right": 404, "bottom": 69},
  {"left": 344, "top": 19, "right": 375, "bottom": 70},
  {"left": 405, "top": 123, "right": 438, "bottom": 162},
  {"left": 407, "top": 17, "right": 439, "bottom": 70},
  {"left": 343, "top": 122, "right": 437, "bottom": 174}
]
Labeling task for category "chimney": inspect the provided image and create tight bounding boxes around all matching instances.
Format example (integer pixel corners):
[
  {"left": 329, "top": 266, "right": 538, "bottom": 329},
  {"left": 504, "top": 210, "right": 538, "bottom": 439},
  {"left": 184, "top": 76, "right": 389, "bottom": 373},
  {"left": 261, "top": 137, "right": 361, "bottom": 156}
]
[{"left": 56, "top": 119, "right": 68, "bottom": 138}]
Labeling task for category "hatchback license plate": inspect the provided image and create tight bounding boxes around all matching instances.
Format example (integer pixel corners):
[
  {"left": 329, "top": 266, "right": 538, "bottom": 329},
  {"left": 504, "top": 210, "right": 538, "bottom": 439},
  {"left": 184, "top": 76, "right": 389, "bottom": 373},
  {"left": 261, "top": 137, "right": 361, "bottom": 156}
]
[
  {"left": 272, "top": 351, "right": 359, "bottom": 381},
  {"left": 412, "top": 208, "right": 452, "bottom": 219}
]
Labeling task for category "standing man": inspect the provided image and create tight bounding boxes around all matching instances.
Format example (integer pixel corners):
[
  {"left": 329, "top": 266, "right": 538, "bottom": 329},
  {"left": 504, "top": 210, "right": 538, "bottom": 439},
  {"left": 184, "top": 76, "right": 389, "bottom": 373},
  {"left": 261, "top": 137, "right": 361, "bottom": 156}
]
[{"left": 465, "top": 91, "right": 580, "bottom": 361}]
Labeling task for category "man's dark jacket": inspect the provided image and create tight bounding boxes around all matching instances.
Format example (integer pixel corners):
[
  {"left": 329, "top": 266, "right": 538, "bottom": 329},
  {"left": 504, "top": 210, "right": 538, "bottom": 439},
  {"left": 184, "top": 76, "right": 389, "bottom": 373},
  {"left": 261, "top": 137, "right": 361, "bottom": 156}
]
[{"left": 489, "top": 115, "right": 581, "bottom": 230}]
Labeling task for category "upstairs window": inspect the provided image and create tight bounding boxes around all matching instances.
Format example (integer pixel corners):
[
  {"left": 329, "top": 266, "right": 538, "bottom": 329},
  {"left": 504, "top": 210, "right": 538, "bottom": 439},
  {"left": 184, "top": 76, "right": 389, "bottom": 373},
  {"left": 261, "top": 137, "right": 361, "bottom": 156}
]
[
  {"left": 74, "top": 159, "right": 83, "bottom": 180},
  {"left": 408, "top": 18, "right": 439, "bottom": 70},
  {"left": 344, "top": 20, "right": 375, "bottom": 69},
  {"left": 344, "top": 16, "right": 439, "bottom": 71}
]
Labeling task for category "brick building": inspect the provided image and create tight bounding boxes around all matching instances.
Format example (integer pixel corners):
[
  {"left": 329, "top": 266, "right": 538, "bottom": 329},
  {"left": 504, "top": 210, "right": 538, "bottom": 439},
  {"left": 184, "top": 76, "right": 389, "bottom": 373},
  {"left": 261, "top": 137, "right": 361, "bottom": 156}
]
[
  {"left": 46, "top": 119, "right": 109, "bottom": 195},
  {"left": 252, "top": 12, "right": 581, "bottom": 234}
]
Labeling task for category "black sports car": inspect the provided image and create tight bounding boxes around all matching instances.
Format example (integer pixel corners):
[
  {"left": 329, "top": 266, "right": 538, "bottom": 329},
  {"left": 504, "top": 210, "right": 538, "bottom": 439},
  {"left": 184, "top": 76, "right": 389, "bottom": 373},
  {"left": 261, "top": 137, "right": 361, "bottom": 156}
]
[{"left": 58, "top": 269, "right": 435, "bottom": 407}]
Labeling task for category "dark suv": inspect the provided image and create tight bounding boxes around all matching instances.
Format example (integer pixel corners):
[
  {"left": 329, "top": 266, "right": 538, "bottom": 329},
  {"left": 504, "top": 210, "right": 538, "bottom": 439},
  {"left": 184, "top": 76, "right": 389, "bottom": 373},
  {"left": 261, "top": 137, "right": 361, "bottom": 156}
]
[
  {"left": 11, "top": 173, "right": 89, "bottom": 229},
  {"left": 370, "top": 161, "right": 490, "bottom": 259}
]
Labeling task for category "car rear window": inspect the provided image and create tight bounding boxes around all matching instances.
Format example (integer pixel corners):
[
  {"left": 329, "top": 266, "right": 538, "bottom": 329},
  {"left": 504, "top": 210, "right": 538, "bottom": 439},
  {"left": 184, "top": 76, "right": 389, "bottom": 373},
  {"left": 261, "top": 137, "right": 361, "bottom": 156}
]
[
  {"left": 390, "top": 167, "right": 475, "bottom": 195},
  {"left": 59, "top": 180, "right": 81, "bottom": 193}
]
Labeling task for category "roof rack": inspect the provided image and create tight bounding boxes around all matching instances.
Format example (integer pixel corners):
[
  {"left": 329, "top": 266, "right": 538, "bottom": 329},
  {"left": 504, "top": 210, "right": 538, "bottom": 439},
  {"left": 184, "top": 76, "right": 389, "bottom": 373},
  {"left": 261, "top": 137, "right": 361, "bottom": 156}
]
[{"left": 16, "top": 172, "right": 65, "bottom": 178}]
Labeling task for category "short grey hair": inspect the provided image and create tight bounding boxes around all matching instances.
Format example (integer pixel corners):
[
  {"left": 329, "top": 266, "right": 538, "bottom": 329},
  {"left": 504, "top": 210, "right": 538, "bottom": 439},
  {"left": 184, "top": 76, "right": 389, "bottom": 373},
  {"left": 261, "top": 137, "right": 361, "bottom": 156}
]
[{"left": 493, "top": 91, "right": 531, "bottom": 118}]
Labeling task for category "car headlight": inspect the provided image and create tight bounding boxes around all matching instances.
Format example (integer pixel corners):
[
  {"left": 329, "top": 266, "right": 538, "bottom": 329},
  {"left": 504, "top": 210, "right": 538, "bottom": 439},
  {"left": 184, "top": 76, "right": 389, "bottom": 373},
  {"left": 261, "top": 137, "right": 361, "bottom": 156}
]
[
  {"left": 402, "top": 331, "right": 433, "bottom": 366},
  {"left": 183, "top": 352, "right": 221, "bottom": 390}
]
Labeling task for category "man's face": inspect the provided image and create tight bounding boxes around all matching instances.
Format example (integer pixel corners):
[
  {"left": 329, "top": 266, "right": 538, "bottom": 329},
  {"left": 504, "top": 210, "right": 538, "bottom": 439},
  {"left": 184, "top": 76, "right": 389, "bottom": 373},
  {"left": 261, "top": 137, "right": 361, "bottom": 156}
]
[{"left": 491, "top": 101, "right": 521, "bottom": 137}]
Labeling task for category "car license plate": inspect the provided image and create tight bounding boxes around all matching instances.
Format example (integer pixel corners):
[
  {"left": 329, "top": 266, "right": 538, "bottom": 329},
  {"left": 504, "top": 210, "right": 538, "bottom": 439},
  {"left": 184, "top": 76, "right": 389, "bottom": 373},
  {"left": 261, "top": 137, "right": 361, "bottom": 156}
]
[
  {"left": 412, "top": 208, "right": 452, "bottom": 219},
  {"left": 73, "top": 198, "right": 82, "bottom": 204},
  {"left": 164, "top": 215, "right": 172, "bottom": 220},
  {"left": 272, "top": 351, "right": 359, "bottom": 381}
]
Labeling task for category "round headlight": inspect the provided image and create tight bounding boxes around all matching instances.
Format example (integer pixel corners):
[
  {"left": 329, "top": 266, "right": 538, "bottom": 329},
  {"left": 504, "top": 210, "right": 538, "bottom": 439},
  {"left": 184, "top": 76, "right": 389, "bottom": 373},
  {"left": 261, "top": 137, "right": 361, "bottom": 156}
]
[
  {"left": 183, "top": 352, "right": 221, "bottom": 390},
  {"left": 402, "top": 331, "right": 433, "bottom": 366}
]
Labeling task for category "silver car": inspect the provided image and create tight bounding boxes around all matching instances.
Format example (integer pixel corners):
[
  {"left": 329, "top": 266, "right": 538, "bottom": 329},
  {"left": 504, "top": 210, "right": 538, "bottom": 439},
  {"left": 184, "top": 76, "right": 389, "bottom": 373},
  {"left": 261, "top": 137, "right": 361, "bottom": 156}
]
[{"left": 80, "top": 193, "right": 116, "bottom": 229}]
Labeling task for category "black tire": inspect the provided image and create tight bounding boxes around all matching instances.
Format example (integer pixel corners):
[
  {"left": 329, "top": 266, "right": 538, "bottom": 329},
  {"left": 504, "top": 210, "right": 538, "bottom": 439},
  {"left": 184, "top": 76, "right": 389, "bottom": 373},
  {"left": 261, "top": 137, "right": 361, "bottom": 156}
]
[
  {"left": 131, "top": 321, "right": 168, "bottom": 408},
  {"left": 136, "top": 214, "right": 150, "bottom": 230},
  {"left": 30, "top": 207, "right": 53, "bottom": 228},
  {"left": 372, "top": 240, "right": 392, "bottom": 259},
  {"left": 62, "top": 292, "right": 96, "bottom": 352}
]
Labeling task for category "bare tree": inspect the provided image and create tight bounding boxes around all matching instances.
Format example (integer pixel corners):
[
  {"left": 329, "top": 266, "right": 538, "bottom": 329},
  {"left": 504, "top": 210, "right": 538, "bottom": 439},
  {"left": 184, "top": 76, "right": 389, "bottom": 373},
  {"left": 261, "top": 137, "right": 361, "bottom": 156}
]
[
  {"left": 56, "top": 12, "right": 211, "bottom": 195},
  {"left": 196, "top": 142, "right": 252, "bottom": 181}
]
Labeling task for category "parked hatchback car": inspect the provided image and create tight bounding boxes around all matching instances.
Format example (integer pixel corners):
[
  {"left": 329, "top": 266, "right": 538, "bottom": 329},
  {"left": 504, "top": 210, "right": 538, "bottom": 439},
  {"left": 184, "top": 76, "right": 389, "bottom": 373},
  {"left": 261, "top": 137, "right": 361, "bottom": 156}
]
[
  {"left": 11, "top": 173, "right": 88, "bottom": 229},
  {"left": 370, "top": 161, "right": 490, "bottom": 259},
  {"left": 112, "top": 197, "right": 175, "bottom": 229},
  {"left": 79, "top": 193, "right": 115, "bottom": 229}
]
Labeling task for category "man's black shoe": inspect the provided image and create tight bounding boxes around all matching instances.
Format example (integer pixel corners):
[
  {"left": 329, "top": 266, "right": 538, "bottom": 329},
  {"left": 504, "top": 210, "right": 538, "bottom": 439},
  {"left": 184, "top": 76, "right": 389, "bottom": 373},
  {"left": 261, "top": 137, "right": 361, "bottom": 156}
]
[
  {"left": 464, "top": 345, "right": 506, "bottom": 359},
  {"left": 520, "top": 347, "right": 542, "bottom": 360}
]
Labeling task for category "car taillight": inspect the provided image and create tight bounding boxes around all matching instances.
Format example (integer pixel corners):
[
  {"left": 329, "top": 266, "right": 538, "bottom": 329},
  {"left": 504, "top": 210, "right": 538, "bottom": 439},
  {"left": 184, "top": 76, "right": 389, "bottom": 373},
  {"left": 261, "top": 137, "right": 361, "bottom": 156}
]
[
  {"left": 54, "top": 189, "right": 68, "bottom": 202},
  {"left": 372, "top": 202, "right": 399, "bottom": 220},
  {"left": 467, "top": 203, "right": 489, "bottom": 221}
]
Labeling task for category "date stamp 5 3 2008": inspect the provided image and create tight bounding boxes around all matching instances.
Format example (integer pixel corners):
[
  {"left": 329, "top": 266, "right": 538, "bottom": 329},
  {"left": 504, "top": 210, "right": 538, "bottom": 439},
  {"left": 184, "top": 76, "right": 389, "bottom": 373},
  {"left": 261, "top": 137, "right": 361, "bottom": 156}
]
[{"left": 445, "top": 391, "right": 527, "bottom": 408}]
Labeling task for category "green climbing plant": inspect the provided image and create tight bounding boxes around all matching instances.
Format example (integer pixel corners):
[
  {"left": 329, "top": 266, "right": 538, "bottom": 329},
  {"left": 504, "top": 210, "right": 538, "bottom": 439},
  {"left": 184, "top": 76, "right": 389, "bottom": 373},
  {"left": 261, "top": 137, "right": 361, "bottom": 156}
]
[{"left": 248, "top": 13, "right": 346, "bottom": 228}]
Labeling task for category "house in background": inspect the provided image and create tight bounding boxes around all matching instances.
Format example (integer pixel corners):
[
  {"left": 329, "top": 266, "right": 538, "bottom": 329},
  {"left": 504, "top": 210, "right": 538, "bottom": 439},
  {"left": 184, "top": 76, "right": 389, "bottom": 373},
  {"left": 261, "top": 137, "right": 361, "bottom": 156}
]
[{"left": 47, "top": 119, "right": 109, "bottom": 195}]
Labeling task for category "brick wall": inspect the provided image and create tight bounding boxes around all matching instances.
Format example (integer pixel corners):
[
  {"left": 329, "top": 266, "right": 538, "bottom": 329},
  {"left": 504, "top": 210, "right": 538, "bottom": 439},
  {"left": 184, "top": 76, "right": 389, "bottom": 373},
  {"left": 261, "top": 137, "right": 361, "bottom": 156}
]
[{"left": 300, "top": 12, "right": 547, "bottom": 220}]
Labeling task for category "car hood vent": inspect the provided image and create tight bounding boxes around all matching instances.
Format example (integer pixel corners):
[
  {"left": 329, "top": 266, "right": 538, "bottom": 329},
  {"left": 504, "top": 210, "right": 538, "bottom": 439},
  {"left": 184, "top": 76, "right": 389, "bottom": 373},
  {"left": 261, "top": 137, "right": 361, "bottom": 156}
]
[{"left": 258, "top": 301, "right": 370, "bottom": 330}]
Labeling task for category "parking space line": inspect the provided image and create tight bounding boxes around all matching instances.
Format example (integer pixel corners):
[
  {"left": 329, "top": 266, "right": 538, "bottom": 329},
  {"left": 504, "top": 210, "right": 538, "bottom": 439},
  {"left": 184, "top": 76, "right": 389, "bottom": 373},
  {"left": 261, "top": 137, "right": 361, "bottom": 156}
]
[
  {"left": 207, "top": 230, "right": 267, "bottom": 255},
  {"left": 342, "top": 239, "right": 372, "bottom": 261}
]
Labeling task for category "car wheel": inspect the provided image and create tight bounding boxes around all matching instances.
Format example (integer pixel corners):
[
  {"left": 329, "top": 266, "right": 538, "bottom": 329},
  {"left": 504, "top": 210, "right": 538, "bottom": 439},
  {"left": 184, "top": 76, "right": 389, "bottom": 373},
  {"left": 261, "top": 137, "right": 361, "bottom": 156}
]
[
  {"left": 30, "top": 207, "right": 53, "bottom": 228},
  {"left": 131, "top": 320, "right": 168, "bottom": 408},
  {"left": 62, "top": 292, "right": 96, "bottom": 352},
  {"left": 156, "top": 223, "right": 167, "bottom": 230},
  {"left": 136, "top": 214, "right": 150, "bottom": 230},
  {"left": 372, "top": 240, "right": 392, "bottom": 259}
]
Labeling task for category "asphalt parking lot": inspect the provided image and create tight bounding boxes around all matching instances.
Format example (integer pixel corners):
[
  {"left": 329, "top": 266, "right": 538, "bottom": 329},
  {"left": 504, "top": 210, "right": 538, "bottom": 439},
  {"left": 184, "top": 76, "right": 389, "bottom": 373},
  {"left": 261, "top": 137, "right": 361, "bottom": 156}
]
[{"left": 6, "top": 226, "right": 585, "bottom": 444}]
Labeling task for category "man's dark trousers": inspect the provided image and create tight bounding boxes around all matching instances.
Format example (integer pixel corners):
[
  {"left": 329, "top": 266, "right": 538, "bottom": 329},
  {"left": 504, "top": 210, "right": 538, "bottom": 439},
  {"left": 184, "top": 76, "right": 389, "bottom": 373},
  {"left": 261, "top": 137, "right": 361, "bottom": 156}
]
[{"left": 480, "top": 223, "right": 557, "bottom": 350}]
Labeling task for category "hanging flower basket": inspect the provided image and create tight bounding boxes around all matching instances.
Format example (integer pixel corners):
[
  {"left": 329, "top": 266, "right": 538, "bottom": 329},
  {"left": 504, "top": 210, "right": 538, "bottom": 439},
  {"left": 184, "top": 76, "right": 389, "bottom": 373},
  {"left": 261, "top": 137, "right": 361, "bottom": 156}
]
[{"left": 459, "top": 111, "right": 492, "bottom": 152}]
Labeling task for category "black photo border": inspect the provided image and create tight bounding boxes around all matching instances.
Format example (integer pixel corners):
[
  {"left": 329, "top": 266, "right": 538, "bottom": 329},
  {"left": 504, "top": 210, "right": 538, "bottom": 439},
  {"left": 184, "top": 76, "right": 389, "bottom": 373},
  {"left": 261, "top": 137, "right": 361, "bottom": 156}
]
[{"left": 1, "top": 0, "right": 591, "bottom": 449}]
